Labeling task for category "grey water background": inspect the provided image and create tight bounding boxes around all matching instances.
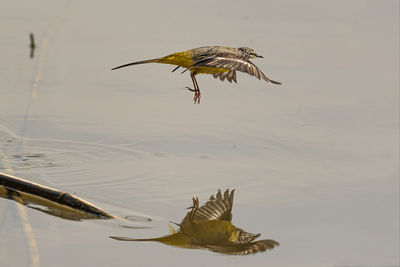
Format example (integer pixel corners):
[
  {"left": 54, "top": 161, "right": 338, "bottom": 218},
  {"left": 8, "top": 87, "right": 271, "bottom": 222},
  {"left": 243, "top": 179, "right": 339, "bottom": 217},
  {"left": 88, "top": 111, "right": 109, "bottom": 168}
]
[{"left": 0, "top": 0, "right": 398, "bottom": 266}]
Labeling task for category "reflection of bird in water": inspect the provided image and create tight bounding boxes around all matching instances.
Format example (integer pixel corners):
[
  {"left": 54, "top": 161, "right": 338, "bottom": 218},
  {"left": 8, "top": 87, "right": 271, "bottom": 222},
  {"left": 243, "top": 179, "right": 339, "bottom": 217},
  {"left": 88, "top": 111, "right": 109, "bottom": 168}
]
[
  {"left": 112, "top": 46, "right": 281, "bottom": 104},
  {"left": 110, "top": 189, "right": 279, "bottom": 255},
  {"left": 29, "top": 33, "right": 36, "bottom": 59}
]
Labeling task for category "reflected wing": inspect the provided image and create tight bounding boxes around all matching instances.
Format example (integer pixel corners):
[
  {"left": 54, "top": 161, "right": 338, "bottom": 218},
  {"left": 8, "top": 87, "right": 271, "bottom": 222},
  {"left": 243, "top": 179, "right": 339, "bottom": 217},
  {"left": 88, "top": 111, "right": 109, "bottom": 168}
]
[
  {"left": 189, "top": 56, "right": 281, "bottom": 84},
  {"left": 183, "top": 189, "right": 235, "bottom": 222},
  {"left": 206, "top": 239, "right": 279, "bottom": 255}
]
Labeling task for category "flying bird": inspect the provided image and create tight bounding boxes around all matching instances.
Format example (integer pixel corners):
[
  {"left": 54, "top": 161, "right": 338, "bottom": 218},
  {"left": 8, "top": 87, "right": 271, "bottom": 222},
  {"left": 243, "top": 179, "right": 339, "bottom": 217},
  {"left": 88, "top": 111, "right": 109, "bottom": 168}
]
[{"left": 112, "top": 46, "right": 281, "bottom": 103}]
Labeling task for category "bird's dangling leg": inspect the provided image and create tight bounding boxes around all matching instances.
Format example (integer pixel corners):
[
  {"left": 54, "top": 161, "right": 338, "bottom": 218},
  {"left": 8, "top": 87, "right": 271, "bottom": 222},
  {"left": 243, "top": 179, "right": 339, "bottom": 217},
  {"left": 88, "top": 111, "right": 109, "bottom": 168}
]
[{"left": 186, "top": 72, "right": 201, "bottom": 104}]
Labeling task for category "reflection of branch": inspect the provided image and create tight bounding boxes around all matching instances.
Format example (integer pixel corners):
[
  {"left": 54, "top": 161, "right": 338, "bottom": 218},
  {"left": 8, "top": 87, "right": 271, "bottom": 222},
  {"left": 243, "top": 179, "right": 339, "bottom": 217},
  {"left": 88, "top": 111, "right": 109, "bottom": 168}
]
[
  {"left": 29, "top": 33, "right": 36, "bottom": 59},
  {"left": 0, "top": 172, "right": 114, "bottom": 220}
]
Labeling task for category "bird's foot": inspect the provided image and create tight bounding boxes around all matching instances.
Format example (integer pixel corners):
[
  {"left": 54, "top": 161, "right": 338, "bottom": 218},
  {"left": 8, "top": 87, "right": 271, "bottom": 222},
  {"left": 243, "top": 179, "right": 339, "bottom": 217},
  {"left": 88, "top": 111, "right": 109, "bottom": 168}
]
[{"left": 186, "top": 87, "right": 201, "bottom": 104}]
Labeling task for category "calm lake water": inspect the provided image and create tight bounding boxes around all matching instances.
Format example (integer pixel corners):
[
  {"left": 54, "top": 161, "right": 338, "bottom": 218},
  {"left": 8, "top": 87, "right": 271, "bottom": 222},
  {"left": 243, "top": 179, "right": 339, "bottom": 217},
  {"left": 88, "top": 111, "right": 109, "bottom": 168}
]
[{"left": 0, "top": 0, "right": 399, "bottom": 266}]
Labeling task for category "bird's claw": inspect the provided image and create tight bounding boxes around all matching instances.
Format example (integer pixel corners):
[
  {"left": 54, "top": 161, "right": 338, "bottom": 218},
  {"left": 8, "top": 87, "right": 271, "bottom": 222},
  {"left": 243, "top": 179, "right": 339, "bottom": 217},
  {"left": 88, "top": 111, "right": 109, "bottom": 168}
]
[{"left": 186, "top": 87, "right": 201, "bottom": 104}]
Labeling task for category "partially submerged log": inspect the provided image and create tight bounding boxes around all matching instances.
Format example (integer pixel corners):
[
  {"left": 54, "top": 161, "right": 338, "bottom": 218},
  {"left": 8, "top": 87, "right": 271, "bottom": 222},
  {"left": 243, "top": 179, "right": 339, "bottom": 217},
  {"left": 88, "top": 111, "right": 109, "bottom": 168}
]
[{"left": 0, "top": 172, "right": 115, "bottom": 220}]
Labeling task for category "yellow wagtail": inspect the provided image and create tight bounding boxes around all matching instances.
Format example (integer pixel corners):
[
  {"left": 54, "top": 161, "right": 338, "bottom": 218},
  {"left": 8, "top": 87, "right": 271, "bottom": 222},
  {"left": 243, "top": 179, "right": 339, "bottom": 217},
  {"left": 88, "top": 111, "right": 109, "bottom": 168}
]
[
  {"left": 110, "top": 189, "right": 279, "bottom": 255},
  {"left": 112, "top": 46, "right": 281, "bottom": 104}
]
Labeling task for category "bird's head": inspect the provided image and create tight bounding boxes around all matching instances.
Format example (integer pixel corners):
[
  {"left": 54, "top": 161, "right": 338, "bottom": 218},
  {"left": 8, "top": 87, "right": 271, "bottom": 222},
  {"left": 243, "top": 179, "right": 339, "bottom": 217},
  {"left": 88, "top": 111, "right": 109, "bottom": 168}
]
[
  {"left": 238, "top": 47, "right": 263, "bottom": 58},
  {"left": 236, "top": 228, "right": 261, "bottom": 244}
]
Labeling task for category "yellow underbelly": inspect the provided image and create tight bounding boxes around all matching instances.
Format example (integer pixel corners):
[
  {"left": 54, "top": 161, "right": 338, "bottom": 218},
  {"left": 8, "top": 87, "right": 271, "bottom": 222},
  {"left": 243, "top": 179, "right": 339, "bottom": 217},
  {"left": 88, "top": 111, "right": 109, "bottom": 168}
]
[{"left": 190, "top": 66, "right": 230, "bottom": 74}]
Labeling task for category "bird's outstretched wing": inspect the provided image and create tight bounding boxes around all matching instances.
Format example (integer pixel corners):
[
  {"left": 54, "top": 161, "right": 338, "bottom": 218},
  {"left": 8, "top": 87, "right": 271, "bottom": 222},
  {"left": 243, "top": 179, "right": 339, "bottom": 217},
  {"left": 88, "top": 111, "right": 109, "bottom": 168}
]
[
  {"left": 182, "top": 189, "right": 235, "bottom": 223},
  {"left": 206, "top": 239, "right": 280, "bottom": 255},
  {"left": 185, "top": 56, "right": 281, "bottom": 84},
  {"left": 213, "top": 70, "right": 237, "bottom": 83}
]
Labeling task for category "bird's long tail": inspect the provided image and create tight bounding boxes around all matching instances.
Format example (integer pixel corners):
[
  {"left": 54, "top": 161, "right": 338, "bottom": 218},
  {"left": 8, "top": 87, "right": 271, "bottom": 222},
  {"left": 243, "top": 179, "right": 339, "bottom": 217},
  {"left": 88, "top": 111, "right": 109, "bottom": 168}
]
[
  {"left": 111, "top": 58, "right": 160, "bottom": 70},
  {"left": 267, "top": 79, "right": 282, "bottom": 85},
  {"left": 111, "top": 51, "right": 190, "bottom": 71}
]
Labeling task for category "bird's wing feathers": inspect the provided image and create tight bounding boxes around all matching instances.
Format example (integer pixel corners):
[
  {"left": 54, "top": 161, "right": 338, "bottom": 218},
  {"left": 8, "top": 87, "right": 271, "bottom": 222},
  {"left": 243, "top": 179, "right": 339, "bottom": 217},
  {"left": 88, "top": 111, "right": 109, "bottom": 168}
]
[
  {"left": 188, "top": 56, "right": 281, "bottom": 84},
  {"left": 213, "top": 70, "right": 237, "bottom": 83},
  {"left": 183, "top": 189, "right": 235, "bottom": 222}
]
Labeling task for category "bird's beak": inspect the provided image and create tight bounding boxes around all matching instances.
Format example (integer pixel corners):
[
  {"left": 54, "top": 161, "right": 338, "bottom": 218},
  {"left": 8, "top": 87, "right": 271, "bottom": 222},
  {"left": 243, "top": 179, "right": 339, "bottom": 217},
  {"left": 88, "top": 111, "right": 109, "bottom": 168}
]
[{"left": 256, "top": 54, "right": 264, "bottom": 58}]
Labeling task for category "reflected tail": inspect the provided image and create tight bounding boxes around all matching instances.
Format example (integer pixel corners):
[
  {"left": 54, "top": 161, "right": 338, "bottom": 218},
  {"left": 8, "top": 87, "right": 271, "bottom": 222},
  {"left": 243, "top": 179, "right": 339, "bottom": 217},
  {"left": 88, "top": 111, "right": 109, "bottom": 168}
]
[
  {"left": 109, "top": 236, "right": 160, "bottom": 242},
  {"left": 110, "top": 232, "right": 192, "bottom": 248}
]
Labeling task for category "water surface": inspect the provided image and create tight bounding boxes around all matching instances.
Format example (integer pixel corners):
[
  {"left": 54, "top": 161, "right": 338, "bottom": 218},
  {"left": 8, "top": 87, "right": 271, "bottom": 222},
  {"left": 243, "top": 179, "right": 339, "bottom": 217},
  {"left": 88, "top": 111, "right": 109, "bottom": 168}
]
[{"left": 0, "top": 0, "right": 398, "bottom": 266}]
